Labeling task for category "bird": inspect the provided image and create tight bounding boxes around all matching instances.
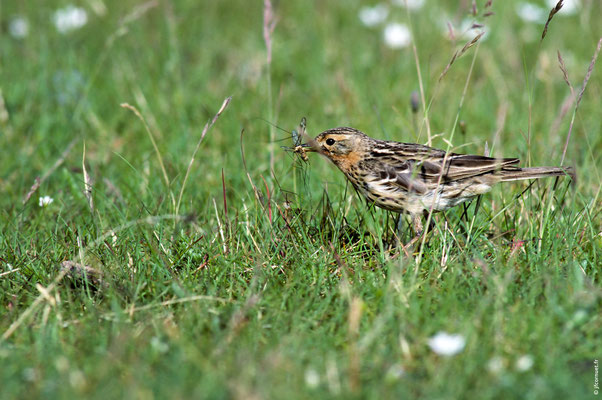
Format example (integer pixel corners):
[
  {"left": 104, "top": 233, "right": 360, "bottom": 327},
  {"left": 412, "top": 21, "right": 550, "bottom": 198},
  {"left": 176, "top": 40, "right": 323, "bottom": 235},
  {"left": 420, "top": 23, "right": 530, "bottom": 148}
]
[{"left": 296, "top": 127, "right": 574, "bottom": 240}]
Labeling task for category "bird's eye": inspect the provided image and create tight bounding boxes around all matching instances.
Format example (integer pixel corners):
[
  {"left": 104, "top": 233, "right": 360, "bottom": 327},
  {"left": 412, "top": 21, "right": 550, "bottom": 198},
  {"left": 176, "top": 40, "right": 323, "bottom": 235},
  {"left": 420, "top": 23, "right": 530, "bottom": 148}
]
[{"left": 326, "top": 138, "right": 335, "bottom": 146}]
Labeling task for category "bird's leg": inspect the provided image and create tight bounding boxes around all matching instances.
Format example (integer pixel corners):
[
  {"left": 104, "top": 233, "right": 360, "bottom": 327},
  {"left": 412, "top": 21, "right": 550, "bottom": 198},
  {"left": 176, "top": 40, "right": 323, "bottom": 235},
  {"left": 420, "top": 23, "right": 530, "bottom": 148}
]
[
  {"left": 391, "top": 214, "right": 407, "bottom": 254},
  {"left": 402, "top": 213, "right": 437, "bottom": 252},
  {"left": 399, "top": 214, "right": 424, "bottom": 252},
  {"left": 393, "top": 213, "right": 417, "bottom": 240},
  {"left": 395, "top": 214, "right": 404, "bottom": 243},
  {"left": 413, "top": 214, "right": 424, "bottom": 237}
]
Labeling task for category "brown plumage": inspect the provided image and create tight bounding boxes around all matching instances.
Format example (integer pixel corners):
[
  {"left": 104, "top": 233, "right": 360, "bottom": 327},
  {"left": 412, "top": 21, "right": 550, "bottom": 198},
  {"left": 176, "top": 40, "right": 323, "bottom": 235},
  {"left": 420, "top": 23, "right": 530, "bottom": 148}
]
[{"left": 301, "top": 127, "right": 574, "bottom": 235}]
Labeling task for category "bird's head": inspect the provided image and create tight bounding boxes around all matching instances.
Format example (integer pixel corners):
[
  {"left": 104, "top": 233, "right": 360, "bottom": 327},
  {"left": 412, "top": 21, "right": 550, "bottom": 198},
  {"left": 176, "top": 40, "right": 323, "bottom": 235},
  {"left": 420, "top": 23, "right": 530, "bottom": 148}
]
[{"left": 301, "top": 127, "right": 369, "bottom": 163}]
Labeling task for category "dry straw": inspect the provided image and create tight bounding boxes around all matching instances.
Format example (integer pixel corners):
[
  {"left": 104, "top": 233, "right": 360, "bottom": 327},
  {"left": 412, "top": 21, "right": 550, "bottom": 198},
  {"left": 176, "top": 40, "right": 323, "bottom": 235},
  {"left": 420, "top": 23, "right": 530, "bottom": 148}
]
[
  {"left": 22, "top": 139, "right": 77, "bottom": 205},
  {"left": 263, "top": 0, "right": 277, "bottom": 171},
  {"left": 557, "top": 50, "right": 574, "bottom": 97},
  {"left": 439, "top": 32, "right": 485, "bottom": 81},
  {"left": 560, "top": 37, "right": 602, "bottom": 165},
  {"left": 176, "top": 96, "right": 231, "bottom": 214}
]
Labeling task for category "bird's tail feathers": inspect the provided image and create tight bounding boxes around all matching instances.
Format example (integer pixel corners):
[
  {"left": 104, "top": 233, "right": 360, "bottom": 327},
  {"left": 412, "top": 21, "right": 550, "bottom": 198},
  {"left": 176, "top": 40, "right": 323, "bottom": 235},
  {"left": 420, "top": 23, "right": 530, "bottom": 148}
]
[{"left": 500, "top": 166, "right": 575, "bottom": 182}]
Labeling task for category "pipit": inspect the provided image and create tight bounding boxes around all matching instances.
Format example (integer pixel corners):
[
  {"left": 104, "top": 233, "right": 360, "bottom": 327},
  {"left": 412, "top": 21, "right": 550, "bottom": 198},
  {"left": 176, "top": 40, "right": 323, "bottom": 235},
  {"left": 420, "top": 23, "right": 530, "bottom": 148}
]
[{"left": 298, "top": 127, "right": 574, "bottom": 239}]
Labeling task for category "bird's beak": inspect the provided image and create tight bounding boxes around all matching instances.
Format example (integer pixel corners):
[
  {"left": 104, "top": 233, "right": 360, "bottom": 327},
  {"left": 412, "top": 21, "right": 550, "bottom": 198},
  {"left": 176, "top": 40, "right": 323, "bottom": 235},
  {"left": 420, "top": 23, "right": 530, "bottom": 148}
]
[
  {"left": 300, "top": 135, "right": 322, "bottom": 153},
  {"left": 299, "top": 143, "right": 317, "bottom": 152}
]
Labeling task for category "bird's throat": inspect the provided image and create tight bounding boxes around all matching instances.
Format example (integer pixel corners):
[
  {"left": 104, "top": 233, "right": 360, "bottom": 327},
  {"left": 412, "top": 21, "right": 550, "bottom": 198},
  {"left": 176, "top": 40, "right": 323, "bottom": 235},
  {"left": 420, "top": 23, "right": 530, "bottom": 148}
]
[{"left": 329, "top": 151, "right": 362, "bottom": 173}]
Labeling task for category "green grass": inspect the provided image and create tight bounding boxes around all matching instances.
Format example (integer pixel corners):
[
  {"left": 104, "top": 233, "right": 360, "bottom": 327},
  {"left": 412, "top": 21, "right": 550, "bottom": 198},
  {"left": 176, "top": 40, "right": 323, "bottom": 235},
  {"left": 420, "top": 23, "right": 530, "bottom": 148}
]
[{"left": 1, "top": 0, "right": 601, "bottom": 398}]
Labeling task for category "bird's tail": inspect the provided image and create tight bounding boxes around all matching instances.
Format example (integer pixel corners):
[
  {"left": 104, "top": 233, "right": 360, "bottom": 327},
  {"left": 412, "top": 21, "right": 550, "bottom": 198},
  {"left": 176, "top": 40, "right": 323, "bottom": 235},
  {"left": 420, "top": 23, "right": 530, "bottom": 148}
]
[{"left": 500, "top": 166, "right": 575, "bottom": 182}]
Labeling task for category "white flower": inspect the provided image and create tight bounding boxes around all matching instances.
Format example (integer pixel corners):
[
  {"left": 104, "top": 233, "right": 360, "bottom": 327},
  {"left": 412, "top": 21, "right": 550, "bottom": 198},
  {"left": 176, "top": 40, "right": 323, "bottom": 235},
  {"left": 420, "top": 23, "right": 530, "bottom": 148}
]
[
  {"left": 22, "top": 368, "right": 37, "bottom": 382},
  {"left": 438, "top": 15, "right": 455, "bottom": 39},
  {"left": 516, "top": 3, "right": 546, "bottom": 23},
  {"left": 487, "top": 356, "right": 505, "bottom": 374},
  {"left": 565, "top": 309, "right": 588, "bottom": 329},
  {"left": 359, "top": 4, "right": 389, "bottom": 27},
  {"left": 392, "top": 0, "right": 426, "bottom": 11},
  {"left": 53, "top": 6, "right": 88, "bottom": 34},
  {"left": 39, "top": 196, "right": 54, "bottom": 207},
  {"left": 515, "top": 354, "right": 534, "bottom": 371},
  {"left": 385, "top": 363, "right": 405, "bottom": 381},
  {"left": 383, "top": 23, "right": 411, "bottom": 49},
  {"left": 428, "top": 331, "right": 466, "bottom": 356},
  {"left": 304, "top": 368, "right": 320, "bottom": 388},
  {"left": 69, "top": 370, "right": 86, "bottom": 389},
  {"left": 150, "top": 336, "right": 169, "bottom": 353},
  {"left": 546, "top": 0, "right": 579, "bottom": 15},
  {"left": 458, "top": 18, "right": 489, "bottom": 41},
  {"left": 9, "top": 17, "right": 29, "bottom": 38}
]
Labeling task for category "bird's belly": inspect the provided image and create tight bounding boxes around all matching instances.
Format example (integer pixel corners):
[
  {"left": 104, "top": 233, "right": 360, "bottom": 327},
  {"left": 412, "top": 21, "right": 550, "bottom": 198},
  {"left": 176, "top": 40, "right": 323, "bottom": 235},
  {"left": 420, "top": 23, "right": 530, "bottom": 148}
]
[
  {"left": 356, "top": 181, "right": 492, "bottom": 214},
  {"left": 355, "top": 184, "right": 418, "bottom": 214},
  {"left": 420, "top": 183, "right": 492, "bottom": 211}
]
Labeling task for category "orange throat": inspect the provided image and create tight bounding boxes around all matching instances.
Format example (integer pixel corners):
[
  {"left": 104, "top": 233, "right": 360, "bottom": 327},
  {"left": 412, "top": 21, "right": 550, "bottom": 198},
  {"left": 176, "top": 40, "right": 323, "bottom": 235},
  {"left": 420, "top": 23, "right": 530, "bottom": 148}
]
[{"left": 328, "top": 151, "right": 362, "bottom": 174}]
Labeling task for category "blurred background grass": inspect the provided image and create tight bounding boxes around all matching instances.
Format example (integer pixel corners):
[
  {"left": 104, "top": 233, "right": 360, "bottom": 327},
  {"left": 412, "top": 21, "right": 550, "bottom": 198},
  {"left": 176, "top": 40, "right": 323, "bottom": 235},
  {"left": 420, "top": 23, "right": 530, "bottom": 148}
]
[{"left": 1, "top": 0, "right": 601, "bottom": 398}]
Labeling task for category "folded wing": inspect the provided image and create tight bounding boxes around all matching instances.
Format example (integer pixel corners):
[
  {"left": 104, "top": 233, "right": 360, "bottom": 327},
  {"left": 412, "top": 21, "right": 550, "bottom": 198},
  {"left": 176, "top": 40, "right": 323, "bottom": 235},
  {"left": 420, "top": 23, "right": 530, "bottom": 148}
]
[{"left": 365, "top": 151, "right": 520, "bottom": 194}]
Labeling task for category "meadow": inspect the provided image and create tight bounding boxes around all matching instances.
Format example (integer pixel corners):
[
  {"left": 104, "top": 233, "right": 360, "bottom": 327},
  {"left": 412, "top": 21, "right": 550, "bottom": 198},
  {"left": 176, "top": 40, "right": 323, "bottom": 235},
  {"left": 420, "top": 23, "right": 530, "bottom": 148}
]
[{"left": 1, "top": 0, "right": 601, "bottom": 398}]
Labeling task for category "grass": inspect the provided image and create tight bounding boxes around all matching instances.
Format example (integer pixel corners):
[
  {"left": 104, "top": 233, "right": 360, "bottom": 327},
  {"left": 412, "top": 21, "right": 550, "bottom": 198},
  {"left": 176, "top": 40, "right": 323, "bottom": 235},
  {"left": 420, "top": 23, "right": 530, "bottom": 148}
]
[{"left": 1, "top": 0, "right": 601, "bottom": 398}]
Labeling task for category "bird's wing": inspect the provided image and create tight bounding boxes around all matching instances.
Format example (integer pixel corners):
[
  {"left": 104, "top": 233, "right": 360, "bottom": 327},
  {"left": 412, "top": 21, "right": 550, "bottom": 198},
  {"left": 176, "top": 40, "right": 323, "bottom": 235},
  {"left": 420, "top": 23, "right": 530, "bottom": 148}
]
[
  {"left": 364, "top": 158, "right": 428, "bottom": 194},
  {"left": 364, "top": 151, "right": 519, "bottom": 193},
  {"left": 422, "top": 154, "right": 520, "bottom": 182},
  {"left": 365, "top": 141, "right": 520, "bottom": 191}
]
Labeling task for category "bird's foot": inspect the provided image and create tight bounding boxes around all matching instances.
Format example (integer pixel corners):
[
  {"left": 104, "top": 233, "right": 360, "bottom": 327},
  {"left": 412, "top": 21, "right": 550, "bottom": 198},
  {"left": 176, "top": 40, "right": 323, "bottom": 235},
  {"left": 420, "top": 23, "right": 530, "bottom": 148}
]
[{"left": 398, "top": 215, "right": 432, "bottom": 256}]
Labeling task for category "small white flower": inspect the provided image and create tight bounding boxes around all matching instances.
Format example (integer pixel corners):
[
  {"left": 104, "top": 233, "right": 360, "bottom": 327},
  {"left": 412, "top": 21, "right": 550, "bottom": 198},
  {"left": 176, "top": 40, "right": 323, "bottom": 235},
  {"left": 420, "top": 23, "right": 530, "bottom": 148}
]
[
  {"left": 428, "top": 331, "right": 466, "bottom": 356},
  {"left": 385, "top": 363, "right": 405, "bottom": 381},
  {"left": 458, "top": 18, "right": 489, "bottom": 41},
  {"left": 566, "top": 309, "right": 588, "bottom": 329},
  {"left": 392, "top": 0, "right": 426, "bottom": 11},
  {"left": 383, "top": 23, "right": 411, "bottom": 49},
  {"left": 39, "top": 196, "right": 54, "bottom": 207},
  {"left": 304, "top": 368, "right": 320, "bottom": 388},
  {"left": 53, "top": 6, "right": 88, "bottom": 34},
  {"left": 515, "top": 354, "right": 534, "bottom": 371},
  {"left": 150, "top": 336, "right": 169, "bottom": 353},
  {"left": 516, "top": 3, "right": 546, "bottom": 23},
  {"left": 546, "top": 0, "right": 579, "bottom": 15},
  {"left": 487, "top": 356, "right": 505, "bottom": 374},
  {"left": 22, "top": 368, "right": 37, "bottom": 382},
  {"left": 69, "top": 370, "right": 86, "bottom": 389},
  {"left": 54, "top": 356, "right": 70, "bottom": 373},
  {"left": 438, "top": 15, "right": 455, "bottom": 40},
  {"left": 359, "top": 4, "right": 389, "bottom": 27},
  {"left": 9, "top": 17, "right": 29, "bottom": 38}
]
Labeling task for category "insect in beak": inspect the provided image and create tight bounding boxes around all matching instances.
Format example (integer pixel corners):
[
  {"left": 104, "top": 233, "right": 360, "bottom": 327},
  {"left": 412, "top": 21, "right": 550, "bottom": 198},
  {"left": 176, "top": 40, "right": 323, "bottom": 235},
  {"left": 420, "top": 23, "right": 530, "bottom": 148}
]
[
  {"left": 291, "top": 142, "right": 315, "bottom": 161},
  {"left": 299, "top": 143, "right": 316, "bottom": 152}
]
